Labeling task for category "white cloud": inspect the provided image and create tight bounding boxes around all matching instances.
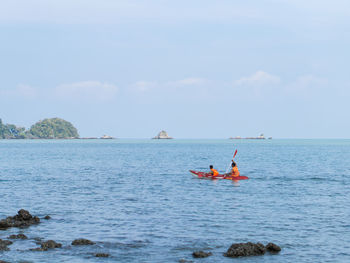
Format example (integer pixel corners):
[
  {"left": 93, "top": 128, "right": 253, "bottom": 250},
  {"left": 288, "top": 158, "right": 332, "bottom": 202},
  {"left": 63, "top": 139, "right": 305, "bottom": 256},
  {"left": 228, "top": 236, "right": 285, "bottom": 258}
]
[
  {"left": 55, "top": 81, "right": 118, "bottom": 102},
  {"left": 16, "top": 84, "right": 38, "bottom": 98},
  {"left": 131, "top": 77, "right": 207, "bottom": 93},
  {"left": 132, "top": 81, "right": 158, "bottom": 92},
  {"left": 234, "top": 71, "right": 280, "bottom": 87},
  {"left": 0, "top": 84, "right": 38, "bottom": 99},
  {"left": 167, "top": 77, "right": 207, "bottom": 87},
  {"left": 285, "top": 75, "right": 327, "bottom": 94}
]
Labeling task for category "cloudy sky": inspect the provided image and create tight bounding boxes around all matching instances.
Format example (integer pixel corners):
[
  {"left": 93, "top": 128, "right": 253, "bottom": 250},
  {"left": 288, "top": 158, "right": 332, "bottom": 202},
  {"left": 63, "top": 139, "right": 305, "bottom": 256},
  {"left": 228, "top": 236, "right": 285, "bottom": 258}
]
[{"left": 0, "top": 0, "right": 349, "bottom": 138}]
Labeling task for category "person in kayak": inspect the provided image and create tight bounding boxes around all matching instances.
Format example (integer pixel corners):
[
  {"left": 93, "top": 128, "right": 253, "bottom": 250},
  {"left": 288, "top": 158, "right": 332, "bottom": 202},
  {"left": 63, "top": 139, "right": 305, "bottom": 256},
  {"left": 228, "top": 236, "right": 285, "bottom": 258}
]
[
  {"left": 209, "top": 165, "right": 219, "bottom": 177},
  {"left": 230, "top": 161, "right": 240, "bottom": 177}
]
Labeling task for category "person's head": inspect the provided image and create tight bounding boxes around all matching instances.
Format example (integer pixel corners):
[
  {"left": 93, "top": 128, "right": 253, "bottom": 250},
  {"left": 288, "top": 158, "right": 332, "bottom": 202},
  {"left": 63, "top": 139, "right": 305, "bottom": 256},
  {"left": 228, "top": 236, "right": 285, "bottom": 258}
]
[
  {"left": 231, "top": 161, "right": 236, "bottom": 167},
  {"left": 209, "top": 165, "right": 213, "bottom": 169}
]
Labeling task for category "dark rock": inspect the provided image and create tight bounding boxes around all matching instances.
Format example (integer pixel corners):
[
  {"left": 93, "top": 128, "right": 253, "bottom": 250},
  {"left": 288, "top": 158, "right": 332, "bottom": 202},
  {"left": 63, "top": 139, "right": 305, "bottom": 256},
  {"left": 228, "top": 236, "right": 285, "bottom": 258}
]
[
  {"left": 266, "top": 242, "right": 281, "bottom": 253},
  {"left": 16, "top": 209, "right": 32, "bottom": 220},
  {"left": 192, "top": 251, "right": 212, "bottom": 258},
  {"left": 8, "top": 234, "right": 28, "bottom": 240},
  {"left": 0, "top": 260, "right": 10, "bottom": 263},
  {"left": 72, "top": 238, "right": 95, "bottom": 246},
  {"left": 31, "top": 240, "right": 62, "bottom": 251},
  {"left": 44, "top": 215, "right": 51, "bottom": 220},
  {"left": 41, "top": 240, "right": 62, "bottom": 250},
  {"left": 0, "top": 210, "right": 40, "bottom": 230},
  {"left": 30, "top": 247, "right": 46, "bottom": 251},
  {"left": 0, "top": 239, "right": 13, "bottom": 246},
  {"left": 0, "top": 245, "right": 9, "bottom": 251},
  {"left": 179, "top": 259, "right": 193, "bottom": 263},
  {"left": 0, "top": 221, "right": 10, "bottom": 229},
  {"left": 95, "top": 253, "right": 110, "bottom": 257},
  {"left": 224, "top": 242, "right": 266, "bottom": 258},
  {"left": 0, "top": 239, "right": 12, "bottom": 251}
]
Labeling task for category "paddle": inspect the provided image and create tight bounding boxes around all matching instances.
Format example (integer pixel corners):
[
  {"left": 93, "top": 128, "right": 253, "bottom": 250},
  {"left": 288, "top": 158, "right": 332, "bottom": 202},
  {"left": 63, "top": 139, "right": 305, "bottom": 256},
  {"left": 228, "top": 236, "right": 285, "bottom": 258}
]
[{"left": 225, "top": 149, "right": 238, "bottom": 174}]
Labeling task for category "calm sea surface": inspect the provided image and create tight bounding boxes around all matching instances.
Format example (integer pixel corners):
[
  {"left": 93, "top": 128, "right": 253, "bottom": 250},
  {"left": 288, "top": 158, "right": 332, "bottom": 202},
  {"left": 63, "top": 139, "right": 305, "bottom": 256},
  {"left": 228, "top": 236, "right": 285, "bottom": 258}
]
[{"left": 0, "top": 139, "right": 349, "bottom": 262}]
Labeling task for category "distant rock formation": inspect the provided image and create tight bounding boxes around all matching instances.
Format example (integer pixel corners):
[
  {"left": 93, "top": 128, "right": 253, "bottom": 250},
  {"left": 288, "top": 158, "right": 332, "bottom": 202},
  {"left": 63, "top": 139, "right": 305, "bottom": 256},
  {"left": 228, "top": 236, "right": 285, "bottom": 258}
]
[{"left": 152, "top": 130, "right": 173, "bottom": 139}]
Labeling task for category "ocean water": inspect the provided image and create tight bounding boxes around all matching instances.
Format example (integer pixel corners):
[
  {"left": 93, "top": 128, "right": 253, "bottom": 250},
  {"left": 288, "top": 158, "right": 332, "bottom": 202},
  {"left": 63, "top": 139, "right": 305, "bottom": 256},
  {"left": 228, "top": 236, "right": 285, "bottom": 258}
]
[{"left": 0, "top": 139, "right": 349, "bottom": 263}]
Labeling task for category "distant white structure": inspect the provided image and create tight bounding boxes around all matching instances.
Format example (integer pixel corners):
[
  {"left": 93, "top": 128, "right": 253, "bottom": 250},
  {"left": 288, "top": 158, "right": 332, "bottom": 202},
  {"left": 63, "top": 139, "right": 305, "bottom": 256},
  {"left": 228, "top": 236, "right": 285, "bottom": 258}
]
[
  {"left": 152, "top": 130, "right": 173, "bottom": 139},
  {"left": 100, "top": 135, "right": 115, "bottom": 139},
  {"left": 229, "top": 133, "right": 267, "bottom": 139}
]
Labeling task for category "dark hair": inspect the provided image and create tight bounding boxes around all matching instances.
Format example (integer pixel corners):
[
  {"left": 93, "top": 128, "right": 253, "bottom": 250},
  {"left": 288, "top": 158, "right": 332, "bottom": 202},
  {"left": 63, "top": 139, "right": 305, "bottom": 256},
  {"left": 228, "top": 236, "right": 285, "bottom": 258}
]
[
  {"left": 231, "top": 161, "right": 236, "bottom": 167},
  {"left": 209, "top": 165, "right": 213, "bottom": 169}
]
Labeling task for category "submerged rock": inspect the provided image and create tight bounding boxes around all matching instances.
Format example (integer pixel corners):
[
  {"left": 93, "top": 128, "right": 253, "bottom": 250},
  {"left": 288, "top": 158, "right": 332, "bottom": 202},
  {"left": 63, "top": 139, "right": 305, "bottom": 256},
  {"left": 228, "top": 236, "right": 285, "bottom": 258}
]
[
  {"left": 0, "top": 239, "right": 13, "bottom": 251},
  {"left": 224, "top": 242, "right": 266, "bottom": 258},
  {"left": 43, "top": 215, "right": 51, "bottom": 220},
  {"left": 0, "top": 209, "right": 40, "bottom": 230},
  {"left": 31, "top": 240, "right": 62, "bottom": 251},
  {"left": 41, "top": 240, "right": 62, "bottom": 250},
  {"left": 266, "top": 242, "right": 281, "bottom": 253},
  {"left": 192, "top": 251, "right": 212, "bottom": 258},
  {"left": 8, "top": 234, "right": 28, "bottom": 240},
  {"left": 95, "top": 253, "right": 110, "bottom": 257},
  {"left": 72, "top": 238, "right": 95, "bottom": 246}
]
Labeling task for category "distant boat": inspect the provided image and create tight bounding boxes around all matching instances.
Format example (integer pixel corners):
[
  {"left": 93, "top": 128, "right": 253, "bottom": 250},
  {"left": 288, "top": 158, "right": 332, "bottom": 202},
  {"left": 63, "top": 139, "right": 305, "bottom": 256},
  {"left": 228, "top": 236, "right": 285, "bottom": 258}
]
[
  {"left": 229, "top": 134, "right": 267, "bottom": 140},
  {"left": 100, "top": 135, "right": 115, "bottom": 139}
]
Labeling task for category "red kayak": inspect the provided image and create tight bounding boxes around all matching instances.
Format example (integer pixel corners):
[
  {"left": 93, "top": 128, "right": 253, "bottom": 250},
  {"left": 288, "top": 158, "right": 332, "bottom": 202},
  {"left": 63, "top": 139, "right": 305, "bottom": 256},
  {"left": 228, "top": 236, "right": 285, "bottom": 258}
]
[{"left": 189, "top": 170, "right": 249, "bottom": 180}]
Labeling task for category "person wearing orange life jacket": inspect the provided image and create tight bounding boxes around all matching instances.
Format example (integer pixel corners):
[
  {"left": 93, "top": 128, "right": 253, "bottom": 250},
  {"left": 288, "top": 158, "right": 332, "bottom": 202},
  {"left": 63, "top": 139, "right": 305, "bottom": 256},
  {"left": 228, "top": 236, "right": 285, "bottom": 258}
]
[
  {"left": 230, "top": 161, "right": 240, "bottom": 177},
  {"left": 209, "top": 165, "right": 219, "bottom": 177}
]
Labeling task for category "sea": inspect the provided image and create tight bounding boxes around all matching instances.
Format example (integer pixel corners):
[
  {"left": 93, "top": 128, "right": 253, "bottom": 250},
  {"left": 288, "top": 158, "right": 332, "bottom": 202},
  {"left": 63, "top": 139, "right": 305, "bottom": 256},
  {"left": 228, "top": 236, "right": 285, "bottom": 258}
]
[{"left": 0, "top": 139, "right": 349, "bottom": 262}]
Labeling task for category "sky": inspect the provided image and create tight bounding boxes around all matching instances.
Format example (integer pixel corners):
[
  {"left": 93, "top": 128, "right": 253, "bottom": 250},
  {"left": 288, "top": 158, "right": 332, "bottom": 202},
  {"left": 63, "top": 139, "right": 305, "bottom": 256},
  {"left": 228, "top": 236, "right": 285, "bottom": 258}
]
[{"left": 0, "top": 0, "right": 349, "bottom": 138}]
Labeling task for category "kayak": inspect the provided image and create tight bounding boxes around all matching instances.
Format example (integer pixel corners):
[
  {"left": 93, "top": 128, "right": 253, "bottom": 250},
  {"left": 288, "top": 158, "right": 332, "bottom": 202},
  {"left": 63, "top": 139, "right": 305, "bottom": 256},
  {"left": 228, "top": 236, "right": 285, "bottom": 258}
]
[{"left": 189, "top": 170, "right": 249, "bottom": 180}]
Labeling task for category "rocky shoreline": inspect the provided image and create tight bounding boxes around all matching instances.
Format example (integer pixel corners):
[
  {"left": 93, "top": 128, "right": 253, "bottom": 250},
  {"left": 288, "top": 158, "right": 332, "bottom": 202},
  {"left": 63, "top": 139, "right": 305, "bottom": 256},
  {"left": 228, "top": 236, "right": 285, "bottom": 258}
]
[
  {"left": 0, "top": 209, "right": 281, "bottom": 262},
  {"left": 0, "top": 210, "right": 110, "bottom": 259}
]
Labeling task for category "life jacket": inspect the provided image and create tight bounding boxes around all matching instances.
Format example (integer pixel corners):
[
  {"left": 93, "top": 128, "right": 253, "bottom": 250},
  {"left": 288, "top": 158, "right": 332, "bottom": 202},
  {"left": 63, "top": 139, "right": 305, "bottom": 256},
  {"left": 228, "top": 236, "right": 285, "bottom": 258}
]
[
  {"left": 210, "top": 168, "right": 219, "bottom": 176},
  {"left": 231, "top": 166, "right": 240, "bottom": 177}
]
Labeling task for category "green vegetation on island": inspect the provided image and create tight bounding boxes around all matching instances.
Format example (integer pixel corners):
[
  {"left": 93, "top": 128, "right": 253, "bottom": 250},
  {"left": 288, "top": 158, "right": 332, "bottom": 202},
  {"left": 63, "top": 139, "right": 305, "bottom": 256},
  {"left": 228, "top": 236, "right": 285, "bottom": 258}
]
[
  {"left": 0, "top": 119, "right": 26, "bottom": 139},
  {"left": 28, "top": 118, "right": 79, "bottom": 139},
  {"left": 0, "top": 118, "right": 79, "bottom": 139}
]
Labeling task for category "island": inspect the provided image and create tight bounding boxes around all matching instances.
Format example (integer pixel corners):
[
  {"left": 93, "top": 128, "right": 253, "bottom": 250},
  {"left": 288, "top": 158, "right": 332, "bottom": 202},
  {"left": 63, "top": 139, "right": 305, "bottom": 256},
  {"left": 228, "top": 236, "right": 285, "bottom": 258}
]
[
  {"left": 0, "top": 118, "right": 79, "bottom": 139},
  {"left": 152, "top": 130, "right": 173, "bottom": 139}
]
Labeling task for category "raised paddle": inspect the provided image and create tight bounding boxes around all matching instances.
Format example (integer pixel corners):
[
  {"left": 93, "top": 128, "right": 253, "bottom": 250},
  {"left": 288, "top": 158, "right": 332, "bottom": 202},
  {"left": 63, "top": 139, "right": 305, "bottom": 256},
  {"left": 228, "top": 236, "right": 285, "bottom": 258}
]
[{"left": 225, "top": 149, "right": 238, "bottom": 173}]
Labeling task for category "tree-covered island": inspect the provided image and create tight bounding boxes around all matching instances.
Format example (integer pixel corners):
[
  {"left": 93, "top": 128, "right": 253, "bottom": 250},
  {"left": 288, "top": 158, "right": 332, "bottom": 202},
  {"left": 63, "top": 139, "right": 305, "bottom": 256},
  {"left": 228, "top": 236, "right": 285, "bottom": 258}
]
[{"left": 0, "top": 118, "right": 79, "bottom": 139}]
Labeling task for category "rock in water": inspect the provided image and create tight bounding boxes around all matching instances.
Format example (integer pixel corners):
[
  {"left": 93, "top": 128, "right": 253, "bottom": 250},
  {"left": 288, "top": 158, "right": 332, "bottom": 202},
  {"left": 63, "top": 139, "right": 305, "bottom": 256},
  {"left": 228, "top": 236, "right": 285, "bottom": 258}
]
[
  {"left": 224, "top": 242, "right": 266, "bottom": 257},
  {"left": 41, "top": 240, "right": 62, "bottom": 250},
  {"left": 0, "top": 210, "right": 40, "bottom": 230},
  {"left": 0, "top": 239, "right": 13, "bottom": 251},
  {"left": 266, "top": 242, "right": 281, "bottom": 253},
  {"left": 8, "top": 234, "right": 28, "bottom": 240},
  {"left": 72, "top": 238, "right": 95, "bottom": 246},
  {"left": 152, "top": 130, "right": 173, "bottom": 139},
  {"left": 95, "top": 253, "right": 110, "bottom": 257},
  {"left": 31, "top": 240, "right": 62, "bottom": 251},
  {"left": 192, "top": 251, "right": 212, "bottom": 258}
]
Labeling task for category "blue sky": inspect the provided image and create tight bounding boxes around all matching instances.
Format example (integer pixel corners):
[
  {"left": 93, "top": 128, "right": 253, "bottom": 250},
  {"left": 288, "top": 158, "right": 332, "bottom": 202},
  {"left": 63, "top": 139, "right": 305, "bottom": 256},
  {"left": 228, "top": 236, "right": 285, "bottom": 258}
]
[{"left": 0, "top": 0, "right": 349, "bottom": 138}]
